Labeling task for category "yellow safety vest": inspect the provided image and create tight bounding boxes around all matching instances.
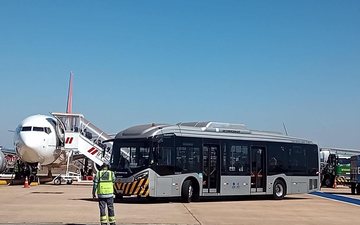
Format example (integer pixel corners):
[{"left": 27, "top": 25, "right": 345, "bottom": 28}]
[{"left": 97, "top": 170, "right": 114, "bottom": 195}]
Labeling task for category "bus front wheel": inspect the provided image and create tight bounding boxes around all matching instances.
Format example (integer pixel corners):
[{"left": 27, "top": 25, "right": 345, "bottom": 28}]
[
  {"left": 273, "top": 179, "right": 286, "bottom": 200},
  {"left": 181, "top": 180, "right": 194, "bottom": 203}
]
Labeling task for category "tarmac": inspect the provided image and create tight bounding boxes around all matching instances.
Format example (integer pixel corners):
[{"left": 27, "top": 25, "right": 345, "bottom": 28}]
[{"left": 0, "top": 183, "right": 359, "bottom": 225}]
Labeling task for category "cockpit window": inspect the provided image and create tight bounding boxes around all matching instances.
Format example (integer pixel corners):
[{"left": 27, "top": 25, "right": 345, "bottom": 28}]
[
  {"left": 21, "top": 126, "right": 32, "bottom": 131},
  {"left": 33, "top": 127, "right": 44, "bottom": 132},
  {"left": 45, "top": 127, "right": 52, "bottom": 134},
  {"left": 20, "top": 126, "right": 50, "bottom": 133}
]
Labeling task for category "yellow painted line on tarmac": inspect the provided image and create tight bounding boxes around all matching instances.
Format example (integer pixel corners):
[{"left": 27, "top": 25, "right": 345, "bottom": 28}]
[{"left": 0, "top": 180, "right": 8, "bottom": 185}]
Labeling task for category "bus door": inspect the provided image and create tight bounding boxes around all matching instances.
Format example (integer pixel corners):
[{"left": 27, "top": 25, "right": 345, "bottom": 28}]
[
  {"left": 250, "top": 146, "right": 266, "bottom": 193},
  {"left": 202, "top": 145, "right": 220, "bottom": 193}
]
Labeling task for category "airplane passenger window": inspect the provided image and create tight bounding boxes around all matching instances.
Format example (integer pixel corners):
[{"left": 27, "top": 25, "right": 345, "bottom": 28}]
[
  {"left": 21, "top": 126, "right": 32, "bottom": 131},
  {"left": 33, "top": 127, "right": 44, "bottom": 132}
]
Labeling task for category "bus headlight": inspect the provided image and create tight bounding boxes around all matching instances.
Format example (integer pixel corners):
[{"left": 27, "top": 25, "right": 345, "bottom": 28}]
[{"left": 134, "top": 171, "right": 148, "bottom": 181}]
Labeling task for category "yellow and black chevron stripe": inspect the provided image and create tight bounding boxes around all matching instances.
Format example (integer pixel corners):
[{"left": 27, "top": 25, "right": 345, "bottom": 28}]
[
  {"left": 336, "top": 176, "right": 350, "bottom": 184},
  {"left": 114, "top": 178, "right": 149, "bottom": 197}
]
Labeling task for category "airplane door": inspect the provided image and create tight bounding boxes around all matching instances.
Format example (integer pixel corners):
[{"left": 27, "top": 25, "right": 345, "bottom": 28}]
[
  {"left": 251, "top": 146, "right": 266, "bottom": 193},
  {"left": 202, "top": 145, "right": 220, "bottom": 193}
]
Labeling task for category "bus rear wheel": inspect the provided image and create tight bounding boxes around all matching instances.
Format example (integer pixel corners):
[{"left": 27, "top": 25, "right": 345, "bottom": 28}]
[
  {"left": 273, "top": 179, "right": 286, "bottom": 200},
  {"left": 181, "top": 180, "right": 195, "bottom": 203}
]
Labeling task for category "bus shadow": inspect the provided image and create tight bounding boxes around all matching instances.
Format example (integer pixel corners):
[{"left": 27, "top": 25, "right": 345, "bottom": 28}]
[
  {"left": 197, "top": 195, "right": 309, "bottom": 203},
  {"left": 112, "top": 195, "right": 309, "bottom": 204},
  {"left": 114, "top": 197, "right": 173, "bottom": 204},
  {"left": 74, "top": 195, "right": 309, "bottom": 204}
]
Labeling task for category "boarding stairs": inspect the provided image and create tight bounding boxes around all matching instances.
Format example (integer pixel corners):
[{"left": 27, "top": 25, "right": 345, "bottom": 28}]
[{"left": 51, "top": 113, "right": 112, "bottom": 167}]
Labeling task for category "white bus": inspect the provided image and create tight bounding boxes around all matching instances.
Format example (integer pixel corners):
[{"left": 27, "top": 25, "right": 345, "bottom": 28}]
[{"left": 108, "top": 122, "right": 319, "bottom": 202}]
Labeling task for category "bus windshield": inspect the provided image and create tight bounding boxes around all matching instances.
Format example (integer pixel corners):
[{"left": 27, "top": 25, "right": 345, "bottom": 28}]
[{"left": 110, "top": 138, "right": 153, "bottom": 176}]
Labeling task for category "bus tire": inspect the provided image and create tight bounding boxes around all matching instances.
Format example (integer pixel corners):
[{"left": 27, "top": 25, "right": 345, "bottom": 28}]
[
  {"left": 273, "top": 179, "right": 286, "bottom": 200},
  {"left": 181, "top": 180, "right": 194, "bottom": 203}
]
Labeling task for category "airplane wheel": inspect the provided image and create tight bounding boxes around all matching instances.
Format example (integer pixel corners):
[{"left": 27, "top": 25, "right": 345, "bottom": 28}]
[
  {"left": 66, "top": 180, "right": 73, "bottom": 185},
  {"left": 54, "top": 177, "right": 61, "bottom": 185}
]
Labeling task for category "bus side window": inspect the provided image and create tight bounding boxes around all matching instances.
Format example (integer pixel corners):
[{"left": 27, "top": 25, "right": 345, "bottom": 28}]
[
  {"left": 288, "top": 146, "right": 306, "bottom": 175},
  {"left": 270, "top": 157, "right": 278, "bottom": 166},
  {"left": 222, "top": 142, "right": 249, "bottom": 175}
]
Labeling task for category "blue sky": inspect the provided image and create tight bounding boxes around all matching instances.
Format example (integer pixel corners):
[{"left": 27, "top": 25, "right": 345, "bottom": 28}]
[{"left": 0, "top": 1, "right": 359, "bottom": 149}]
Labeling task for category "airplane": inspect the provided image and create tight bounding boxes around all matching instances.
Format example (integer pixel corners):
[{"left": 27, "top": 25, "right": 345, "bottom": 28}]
[
  {"left": 0, "top": 151, "right": 6, "bottom": 174},
  {"left": 13, "top": 114, "right": 66, "bottom": 180},
  {"left": 0, "top": 146, "right": 17, "bottom": 174},
  {"left": 13, "top": 72, "right": 110, "bottom": 184}
]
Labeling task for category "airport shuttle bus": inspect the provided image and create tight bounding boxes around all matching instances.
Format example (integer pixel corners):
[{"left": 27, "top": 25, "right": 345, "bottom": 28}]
[{"left": 108, "top": 122, "right": 319, "bottom": 202}]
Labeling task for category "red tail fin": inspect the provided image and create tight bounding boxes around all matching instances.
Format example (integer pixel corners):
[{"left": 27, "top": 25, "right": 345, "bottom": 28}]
[{"left": 66, "top": 72, "right": 73, "bottom": 113}]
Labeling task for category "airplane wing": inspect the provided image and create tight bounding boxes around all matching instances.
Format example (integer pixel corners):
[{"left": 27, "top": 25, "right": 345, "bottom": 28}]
[{"left": 0, "top": 148, "right": 16, "bottom": 155}]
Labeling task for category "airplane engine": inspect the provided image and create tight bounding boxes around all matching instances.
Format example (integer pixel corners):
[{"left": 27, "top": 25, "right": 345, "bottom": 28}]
[
  {"left": 0, "top": 151, "right": 6, "bottom": 173},
  {"left": 14, "top": 115, "right": 64, "bottom": 166}
]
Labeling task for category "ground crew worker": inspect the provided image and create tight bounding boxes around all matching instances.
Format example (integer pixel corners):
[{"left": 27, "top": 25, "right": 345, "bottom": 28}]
[{"left": 92, "top": 163, "right": 116, "bottom": 225}]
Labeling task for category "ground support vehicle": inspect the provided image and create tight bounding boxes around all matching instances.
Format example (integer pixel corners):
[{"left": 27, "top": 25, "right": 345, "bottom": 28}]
[
  {"left": 320, "top": 148, "right": 360, "bottom": 188},
  {"left": 321, "top": 155, "right": 350, "bottom": 187},
  {"left": 52, "top": 171, "right": 81, "bottom": 185},
  {"left": 350, "top": 155, "right": 360, "bottom": 195}
]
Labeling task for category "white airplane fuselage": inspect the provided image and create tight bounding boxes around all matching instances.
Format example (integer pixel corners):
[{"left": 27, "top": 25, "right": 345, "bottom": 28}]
[{"left": 14, "top": 114, "right": 63, "bottom": 165}]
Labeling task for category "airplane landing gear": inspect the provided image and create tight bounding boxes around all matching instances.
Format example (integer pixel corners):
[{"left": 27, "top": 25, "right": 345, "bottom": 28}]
[{"left": 12, "top": 161, "right": 39, "bottom": 185}]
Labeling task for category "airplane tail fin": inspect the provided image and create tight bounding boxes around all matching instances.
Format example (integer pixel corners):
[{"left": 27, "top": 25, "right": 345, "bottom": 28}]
[{"left": 66, "top": 72, "right": 73, "bottom": 114}]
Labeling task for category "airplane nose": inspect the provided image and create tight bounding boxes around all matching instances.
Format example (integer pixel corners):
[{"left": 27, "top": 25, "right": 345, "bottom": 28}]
[{"left": 15, "top": 132, "right": 43, "bottom": 163}]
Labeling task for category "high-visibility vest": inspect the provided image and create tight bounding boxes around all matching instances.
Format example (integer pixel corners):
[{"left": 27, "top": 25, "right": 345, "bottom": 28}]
[{"left": 97, "top": 170, "right": 114, "bottom": 195}]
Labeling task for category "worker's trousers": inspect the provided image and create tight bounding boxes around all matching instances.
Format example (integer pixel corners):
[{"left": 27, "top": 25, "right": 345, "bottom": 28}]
[{"left": 99, "top": 197, "right": 116, "bottom": 225}]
